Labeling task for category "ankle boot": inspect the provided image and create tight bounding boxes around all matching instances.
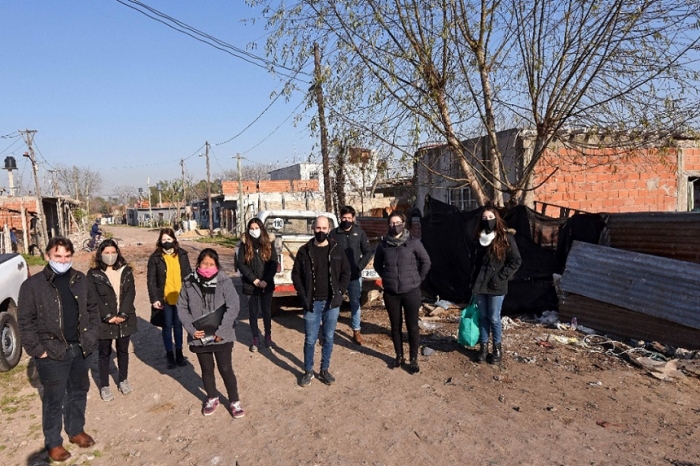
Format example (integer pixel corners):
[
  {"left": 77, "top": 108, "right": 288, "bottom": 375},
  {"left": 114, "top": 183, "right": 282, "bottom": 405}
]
[
  {"left": 353, "top": 330, "right": 364, "bottom": 346},
  {"left": 166, "top": 351, "right": 176, "bottom": 369},
  {"left": 175, "top": 348, "right": 187, "bottom": 367},
  {"left": 392, "top": 354, "right": 404, "bottom": 369},
  {"left": 476, "top": 342, "right": 488, "bottom": 363},
  {"left": 408, "top": 358, "right": 420, "bottom": 374},
  {"left": 491, "top": 343, "right": 502, "bottom": 364}
]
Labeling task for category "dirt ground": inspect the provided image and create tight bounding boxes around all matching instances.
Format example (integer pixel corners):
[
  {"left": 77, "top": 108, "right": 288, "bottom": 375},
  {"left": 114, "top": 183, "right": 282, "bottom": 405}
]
[{"left": 1, "top": 225, "right": 699, "bottom": 466}]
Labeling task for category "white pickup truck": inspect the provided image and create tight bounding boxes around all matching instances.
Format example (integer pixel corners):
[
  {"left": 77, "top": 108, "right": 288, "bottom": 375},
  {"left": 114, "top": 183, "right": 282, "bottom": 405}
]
[
  {"left": 255, "top": 210, "right": 382, "bottom": 312},
  {"left": 0, "top": 253, "right": 28, "bottom": 371}
]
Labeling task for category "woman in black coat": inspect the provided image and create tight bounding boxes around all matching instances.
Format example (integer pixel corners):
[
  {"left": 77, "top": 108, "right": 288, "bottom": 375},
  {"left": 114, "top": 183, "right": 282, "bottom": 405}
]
[
  {"left": 87, "top": 239, "right": 137, "bottom": 402},
  {"left": 237, "top": 218, "right": 278, "bottom": 352},
  {"left": 471, "top": 206, "right": 522, "bottom": 364},
  {"left": 374, "top": 212, "right": 431, "bottom": 374}
]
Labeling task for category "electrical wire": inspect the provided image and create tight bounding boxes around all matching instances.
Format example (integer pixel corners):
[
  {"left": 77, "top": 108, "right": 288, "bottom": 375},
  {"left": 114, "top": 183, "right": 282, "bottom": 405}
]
[
  {"left": 0, "top": 137, "right": 22, "bottom": 157},
  {"left": 241, "top": 97, "right": 307, "bottom": 155},
  {"left": 115, "top": 0, "right": 309, "bottom": 82},
  {"left": 0, "top": 131, "right": 20, "bottom": 139}
]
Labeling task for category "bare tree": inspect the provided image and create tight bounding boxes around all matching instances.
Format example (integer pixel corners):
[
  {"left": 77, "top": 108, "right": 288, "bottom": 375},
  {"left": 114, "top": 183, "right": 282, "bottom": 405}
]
[
  {"left": 252, "top": 0, "right": 700, "bottom": 205},
  {"left": 54, "top": 165, "right": 102, "bottom": 219},
  {"left": 221, "top": 162, "right": 279, "bottom": 182}
]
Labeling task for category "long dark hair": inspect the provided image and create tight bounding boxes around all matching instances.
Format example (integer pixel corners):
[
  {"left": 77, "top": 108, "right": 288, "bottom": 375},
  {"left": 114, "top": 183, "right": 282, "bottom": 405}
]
[
  {"left": 474, "top": 206, "right": 510, "bottom": 261},
  {"left": 156, "top": 228, "right": 179, "bottom": 253},
  {"left": 196, "top": 248, "right": 221, "bottom": 269},
  {"left": 94, "top": 239, "right": 127, "bottom": 270},
  {"left": 243, "top": 218, "right": 272, "bottom": 263}
]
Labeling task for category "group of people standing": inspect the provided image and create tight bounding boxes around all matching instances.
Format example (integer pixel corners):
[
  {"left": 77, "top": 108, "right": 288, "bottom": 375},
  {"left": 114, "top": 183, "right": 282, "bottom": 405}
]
[{"left": 16, "top": 204, "right": 520, "bottom": 463}]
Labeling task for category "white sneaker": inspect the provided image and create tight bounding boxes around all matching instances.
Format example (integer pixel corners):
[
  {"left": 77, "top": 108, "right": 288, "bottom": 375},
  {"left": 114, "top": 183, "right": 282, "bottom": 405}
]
[
  {"left": 230, "top": 401, "right": 245, "bottom": 419},
  {"left": 100, "top": 386, "right": 114, "bottom": 402},
  {"left": 118, "top": 380, "right": 133, "bottom": 395}
]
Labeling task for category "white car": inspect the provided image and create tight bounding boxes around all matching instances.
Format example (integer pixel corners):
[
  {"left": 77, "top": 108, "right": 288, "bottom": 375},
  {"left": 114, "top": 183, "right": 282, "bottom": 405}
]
[{"left": 0, "top": 253, "right": 28, "bottom": 371}]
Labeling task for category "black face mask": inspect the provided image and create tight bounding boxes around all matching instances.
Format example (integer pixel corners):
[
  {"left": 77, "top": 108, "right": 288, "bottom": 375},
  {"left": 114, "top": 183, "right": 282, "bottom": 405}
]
[
  {"left": 161, "top": 241, "right": 175, "bottom": 250},
  {"left": 340, "top": 220, "right": 353, "bottom": 231},
  {"left": 314, "top": 231, "right": 328, "bottom": 243},
  {"left": 481, "top": 219, "right": 497, "bottom": 234},
  {"left": 389, "top": 224, "right": 405, "bottom": 236}
]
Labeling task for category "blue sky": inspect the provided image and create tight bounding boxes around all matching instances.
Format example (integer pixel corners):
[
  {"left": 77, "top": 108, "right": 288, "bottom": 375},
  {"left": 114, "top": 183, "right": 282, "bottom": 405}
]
[{"left": 0, "top": 1, "right": 315, "bottom": 196}]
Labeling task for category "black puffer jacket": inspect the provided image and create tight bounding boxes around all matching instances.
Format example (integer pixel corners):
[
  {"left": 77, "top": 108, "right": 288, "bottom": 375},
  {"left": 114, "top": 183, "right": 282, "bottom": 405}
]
[
  {"left": 17, "top": 266, "right": 100, "bottom": 360},
  {"left": 329, "top": 224, "right": 374, "bottom": 280},
  {"left": 471, "top": 233, "right": 522, "bottom": 296},
  {"left": 374, "top": 234, "right": 431, "bottom": 294},
  {"left": 146, "top": 247, "right": 192, "bottom": 304},
  {"left": 237, "top": 237, "right": 278, "bottom": 295},
  {"left": 292, "top": 238, "right": 351, "bottom": 311},
  {"left": 87, "top": 266, "right": 138, "bottom": 340}
]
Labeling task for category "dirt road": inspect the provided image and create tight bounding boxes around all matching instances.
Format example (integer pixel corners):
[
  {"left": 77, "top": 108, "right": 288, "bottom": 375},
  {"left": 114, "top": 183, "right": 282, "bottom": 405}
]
[{"left": 1, "top": 225, "right": 699, "bottom": 466}]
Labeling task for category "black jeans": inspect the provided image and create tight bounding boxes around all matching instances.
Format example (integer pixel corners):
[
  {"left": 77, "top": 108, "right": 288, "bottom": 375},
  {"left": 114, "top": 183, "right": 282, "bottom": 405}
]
[
  {"left": 34, "top": 343, "right": 92, "bottom": 450},
  {"left": 98, "top": 336, "right": 130, "bottom": 388},
  {"left": 247, "top": 291, "right": 272, "bottom": 339},
  {"left": 195, "top": 342, "right": 239, "bottom": 403},
  {"left": 384, "top": 287, "right": 421, "bottom": 361}
]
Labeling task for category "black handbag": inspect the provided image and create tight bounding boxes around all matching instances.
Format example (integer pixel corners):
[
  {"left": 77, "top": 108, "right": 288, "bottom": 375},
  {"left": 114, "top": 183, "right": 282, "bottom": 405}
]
[{"left": 150, "top": 306, "right": 165, "bottom": 328}]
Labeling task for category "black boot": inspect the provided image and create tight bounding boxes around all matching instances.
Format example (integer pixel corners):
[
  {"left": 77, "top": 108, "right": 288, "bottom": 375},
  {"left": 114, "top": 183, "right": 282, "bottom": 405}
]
[
  {"left": 476, "top": 342, "right": 488, "bottom": 363},
  {"left": 166, "top": 351, "right": 176, "bottom": 369},
  {"left": 175, "top": 348, "right": 187, "bottom": 367},
  {"left": 408, "top": 358, "right": 420, "bottom": 374},
  {"left": 491, "top": 343, "right": 502, "bottom": 364},
  {"left": 392, "top": 354, "right": 404, "bottom": 369}
]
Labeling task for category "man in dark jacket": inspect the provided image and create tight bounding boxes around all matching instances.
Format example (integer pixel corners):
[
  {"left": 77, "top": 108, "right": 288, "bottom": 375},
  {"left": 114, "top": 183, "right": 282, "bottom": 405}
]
[
  {"left": 292, "top": 215, "right": 350, "bottom": 387},
  {"left": 17, "top": 236, "right": 100, "bottom": 463},
  {"left": 329, "top": 205, "right": 373, "bottom": 345}
]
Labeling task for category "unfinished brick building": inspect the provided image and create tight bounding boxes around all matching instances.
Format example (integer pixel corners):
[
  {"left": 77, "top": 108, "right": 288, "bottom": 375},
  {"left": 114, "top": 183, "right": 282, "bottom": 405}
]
[{"left": 416, "top": 128, "right": 700, "bottom": 215}]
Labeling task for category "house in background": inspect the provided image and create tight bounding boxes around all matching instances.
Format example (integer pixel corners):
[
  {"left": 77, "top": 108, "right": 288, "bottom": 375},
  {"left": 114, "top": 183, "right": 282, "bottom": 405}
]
[{"left": 416, "top": 128, "right": 700, "bottom": 216}]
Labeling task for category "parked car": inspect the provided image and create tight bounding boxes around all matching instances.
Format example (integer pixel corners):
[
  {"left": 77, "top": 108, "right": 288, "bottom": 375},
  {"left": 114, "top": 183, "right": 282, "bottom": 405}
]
[
  {"left": 0, "top": 253, "right": 29, "bottom": 371},
  {"left": 254, "top": 210, "right": 382, "bottom": 313}
]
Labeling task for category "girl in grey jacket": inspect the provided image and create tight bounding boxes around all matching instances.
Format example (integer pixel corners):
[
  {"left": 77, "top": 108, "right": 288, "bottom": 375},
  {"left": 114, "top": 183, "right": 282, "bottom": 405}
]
[{"left": 178, "top": 248, "right": 245, "bottom": 419}]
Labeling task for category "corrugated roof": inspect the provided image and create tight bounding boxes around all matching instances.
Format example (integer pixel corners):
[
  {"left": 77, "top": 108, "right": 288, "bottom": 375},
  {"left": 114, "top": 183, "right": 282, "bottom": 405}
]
[
  {"left": 560, "top": 241, "right": 700, "bottom": 330},
  {"left": 606, "top": 212, "right": 700, "bottom": 264}
]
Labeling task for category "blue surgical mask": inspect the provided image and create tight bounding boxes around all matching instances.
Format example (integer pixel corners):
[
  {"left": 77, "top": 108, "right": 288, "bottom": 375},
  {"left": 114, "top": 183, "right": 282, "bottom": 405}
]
[{"left": 49, "top": 260, "right": 72, "bottom": 275}]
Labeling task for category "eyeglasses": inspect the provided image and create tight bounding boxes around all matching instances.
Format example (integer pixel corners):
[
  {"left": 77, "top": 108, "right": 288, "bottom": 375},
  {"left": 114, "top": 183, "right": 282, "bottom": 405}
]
[{"left": 389, "top": 222, "right": 404, "bottom": 227}]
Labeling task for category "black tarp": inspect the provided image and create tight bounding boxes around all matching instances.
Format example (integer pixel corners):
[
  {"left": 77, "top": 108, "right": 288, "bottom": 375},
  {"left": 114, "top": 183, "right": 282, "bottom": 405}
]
[{"left": 420, "top": 197, "right": 560, "bottom": 314}]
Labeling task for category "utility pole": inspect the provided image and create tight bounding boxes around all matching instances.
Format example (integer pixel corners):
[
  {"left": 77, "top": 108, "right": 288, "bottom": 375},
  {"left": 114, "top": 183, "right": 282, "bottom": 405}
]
[
  {"left": 20, "top": 130, "right": 48, "bottom": 250},
  {"left": 200, "top": 142, "right": 213, "bottom": 237},
  {"left": 237, "top": 153, "right": 244, "bottom": 236},
  {"left": 313, "top": 42, "right": 333, "bottom": 212},
  {"left": 180, "top": 159, "right": 187, "bottom": 221}
]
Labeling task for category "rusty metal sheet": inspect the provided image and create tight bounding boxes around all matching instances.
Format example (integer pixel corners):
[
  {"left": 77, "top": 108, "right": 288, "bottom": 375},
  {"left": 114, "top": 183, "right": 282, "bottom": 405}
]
[
  {"left": 559, "top": 294, "right": 700, "bottom": 349},
  {"left": 606, "top": 212, "right": 700, "bottom": 264},
  {"left": 560, "top": 241, "right": 700, "bottom": 330}
]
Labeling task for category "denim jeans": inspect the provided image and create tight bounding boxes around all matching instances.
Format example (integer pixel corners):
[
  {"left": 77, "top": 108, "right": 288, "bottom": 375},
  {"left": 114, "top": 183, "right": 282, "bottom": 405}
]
[
  {"left": 162, "top": 303, "right": 183, "bottom": 352},
  {"left": 474, "top": 294, "right": 505, "bottom": 345},
  {"left": 248, "top": 291, "right": 273, "bottom": 339},
  {"left": 34, "top": 343, "right": 92, "bottom": 450},
  {"left": 303, "top": 300, "right": 340, "bottom": 372},
  {"left": 347, "top": 277, "right": 363, "bottom": 331}
]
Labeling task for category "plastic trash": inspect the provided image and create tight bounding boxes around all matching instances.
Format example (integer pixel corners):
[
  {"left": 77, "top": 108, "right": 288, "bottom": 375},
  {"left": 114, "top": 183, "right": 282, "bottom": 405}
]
[
  {"left": 422, "top": 346, "right": 436, "bottom": 356},
  {"left": 537, "top": 310, "right": 560, "bottom": 325},
  {"left": 418, "top": 321, "right": 440, "bottom": 330},
  {"left": 434, "top": 299, "right": 455, "bottom": 310}
]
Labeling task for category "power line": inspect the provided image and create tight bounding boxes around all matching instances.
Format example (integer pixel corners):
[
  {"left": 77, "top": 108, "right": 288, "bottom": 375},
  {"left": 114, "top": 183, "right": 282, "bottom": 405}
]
[
  {"left": 115, "top": 0, "right": 309, "bottom": 82},
  {"left": 241, "top": 97, "right": 307, "bottom": 155},
  {"left": 0, "top": 137, "right": 23, "bottom": 156},
  {"left": 0, "top": 131, "right": 20, "bottom": 139}
]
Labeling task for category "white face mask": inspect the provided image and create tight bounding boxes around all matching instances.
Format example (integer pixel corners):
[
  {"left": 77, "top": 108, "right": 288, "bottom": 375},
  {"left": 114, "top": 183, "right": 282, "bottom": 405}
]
[
  {"left": 102, "top": 253, "right": 118, "bottom": 266},
  {"left": 249, "top": 229, "right": 261, "bottom": 239},
  {"left": 49, "top": 260, "right": 72, "bottom": 275}
]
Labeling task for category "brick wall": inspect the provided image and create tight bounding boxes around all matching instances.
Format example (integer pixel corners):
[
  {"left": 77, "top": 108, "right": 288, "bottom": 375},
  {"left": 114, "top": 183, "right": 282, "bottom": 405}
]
[
  {"left": 684, "top": 147, "right": 700, "bottom": 172},
  {"left": 222, "top": 179, "right": 320, "bottom": 196},
  {"left": 532, "top": 146, "right": 679, "bottom": 213}
]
